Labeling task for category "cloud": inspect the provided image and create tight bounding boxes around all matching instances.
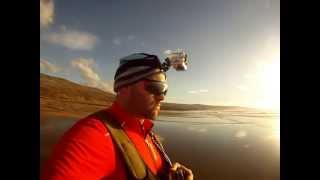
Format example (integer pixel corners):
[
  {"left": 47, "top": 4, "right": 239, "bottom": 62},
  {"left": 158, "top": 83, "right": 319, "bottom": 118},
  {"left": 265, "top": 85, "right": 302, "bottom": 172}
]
[
  {"left": 71, "top": 57, "right": 113, "bottom": 92},
  {"left": 43, "top": 28, "right": 98, "bottom": 50},
  {"left": 188, "top": 89, "right": 209, "bottom": 94},
  {"left": 40, "top": 59, "right": 62, "bottom": 73},
  {"left": 100, "top": 81, "right": 113, "bottom": 93},
  {"left": 113, "top": 38, "right": 121, "bottom": 46},
  {"left": 40, "top": 0, "right": 54, "bottom": 28},
  {"left": 235, "top": 130, "right": 247, "bottom": 138},
  {"left": 71, "top": 58, "right": 100, "bottom": 84}
]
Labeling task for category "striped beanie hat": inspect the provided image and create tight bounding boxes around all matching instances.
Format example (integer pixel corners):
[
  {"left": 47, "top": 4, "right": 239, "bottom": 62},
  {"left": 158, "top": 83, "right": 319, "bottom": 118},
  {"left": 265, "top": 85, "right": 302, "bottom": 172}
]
[{"left": 113, "top": 53, "right": 164, "bottom": 92}]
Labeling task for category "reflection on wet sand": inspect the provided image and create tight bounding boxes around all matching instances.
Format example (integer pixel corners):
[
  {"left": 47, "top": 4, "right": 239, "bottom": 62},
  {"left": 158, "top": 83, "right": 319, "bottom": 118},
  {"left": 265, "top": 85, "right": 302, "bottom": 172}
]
[
  {"left": 154, "top": 121, "right": 279, "bottom": 180},
  {"left": 40, "top": 110, "right": 280, "bottom": 180}
]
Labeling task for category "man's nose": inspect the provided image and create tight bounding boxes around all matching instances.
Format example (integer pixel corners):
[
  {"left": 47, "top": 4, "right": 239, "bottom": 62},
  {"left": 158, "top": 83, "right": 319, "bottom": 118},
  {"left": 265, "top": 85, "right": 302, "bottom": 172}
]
[{"left": 155, "top": 93, "right": 165, "bottom": 102}]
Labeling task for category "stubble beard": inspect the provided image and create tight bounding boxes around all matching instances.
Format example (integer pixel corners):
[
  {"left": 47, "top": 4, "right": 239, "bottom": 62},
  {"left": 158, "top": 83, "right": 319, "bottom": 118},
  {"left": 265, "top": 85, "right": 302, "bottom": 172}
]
[{"left": 148, "top": 105, "right": 160, "bottom": 120}]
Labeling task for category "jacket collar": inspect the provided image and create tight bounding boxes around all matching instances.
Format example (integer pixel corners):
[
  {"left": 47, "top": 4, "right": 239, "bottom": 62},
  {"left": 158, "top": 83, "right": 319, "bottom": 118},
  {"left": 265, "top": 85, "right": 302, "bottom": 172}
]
[{"left": 107, "top": 101, "right": 154, "bottom": 137}]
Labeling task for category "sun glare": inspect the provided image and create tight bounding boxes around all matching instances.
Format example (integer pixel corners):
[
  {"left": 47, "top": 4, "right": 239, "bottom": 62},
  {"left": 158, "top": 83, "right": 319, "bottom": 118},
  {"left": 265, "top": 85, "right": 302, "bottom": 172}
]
[
  {"left": 254, "top": 57, "right": 280, "bottom": 146},
  {"left": 255, "top": 58, "right": 280, "bottom": 112}
]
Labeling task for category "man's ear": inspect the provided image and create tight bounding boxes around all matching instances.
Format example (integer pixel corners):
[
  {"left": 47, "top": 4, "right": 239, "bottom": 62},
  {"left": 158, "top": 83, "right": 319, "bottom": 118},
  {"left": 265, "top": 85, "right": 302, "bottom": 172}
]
[{"left": 118, "top": 85, "right": 130, "bottom": 96}]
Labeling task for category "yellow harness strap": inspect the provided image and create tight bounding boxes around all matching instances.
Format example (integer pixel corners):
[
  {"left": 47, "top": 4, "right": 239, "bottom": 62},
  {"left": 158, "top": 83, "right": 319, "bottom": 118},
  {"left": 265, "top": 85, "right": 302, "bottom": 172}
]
[{"left": 92, "top": 110, "right": 159, "bottom": 180}]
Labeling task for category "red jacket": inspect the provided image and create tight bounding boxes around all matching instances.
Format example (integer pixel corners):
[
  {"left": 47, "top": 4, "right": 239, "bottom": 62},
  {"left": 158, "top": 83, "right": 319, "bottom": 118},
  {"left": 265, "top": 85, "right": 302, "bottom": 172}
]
[{"left": 41, "top": 102, "right": 166, "bottom": 180}]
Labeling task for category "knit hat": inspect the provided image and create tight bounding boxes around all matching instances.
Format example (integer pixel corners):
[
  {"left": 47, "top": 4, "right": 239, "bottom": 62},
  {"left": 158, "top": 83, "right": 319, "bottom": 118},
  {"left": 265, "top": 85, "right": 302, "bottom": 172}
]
[{"left": 113, "top": 53, "right": 165, "bottom": 92}]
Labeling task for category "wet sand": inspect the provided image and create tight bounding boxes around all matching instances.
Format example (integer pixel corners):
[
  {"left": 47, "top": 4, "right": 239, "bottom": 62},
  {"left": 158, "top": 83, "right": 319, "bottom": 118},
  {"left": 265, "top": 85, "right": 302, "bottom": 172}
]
[{"left": 154, "top": 120, "right": 279, "bottom": 179}]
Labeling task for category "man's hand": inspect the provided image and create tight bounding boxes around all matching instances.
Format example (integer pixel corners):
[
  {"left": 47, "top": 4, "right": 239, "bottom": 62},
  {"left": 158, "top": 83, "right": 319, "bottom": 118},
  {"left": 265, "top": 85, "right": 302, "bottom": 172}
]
[{"left": 169, "top": 162, "right": 193, "bottom": 180}]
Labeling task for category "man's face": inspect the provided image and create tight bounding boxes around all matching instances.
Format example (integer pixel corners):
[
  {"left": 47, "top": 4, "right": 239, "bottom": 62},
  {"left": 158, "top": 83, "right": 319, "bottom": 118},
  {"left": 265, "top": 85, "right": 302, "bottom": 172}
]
[{"left": 128, "top": 73, "right": 167, "bottom": 120}]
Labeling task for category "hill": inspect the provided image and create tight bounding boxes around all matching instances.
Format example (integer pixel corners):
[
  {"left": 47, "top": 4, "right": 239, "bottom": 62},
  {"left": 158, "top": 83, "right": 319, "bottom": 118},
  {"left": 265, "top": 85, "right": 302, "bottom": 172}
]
[{"left": 40, "top": 73, "right": 248, "bottom": 118}]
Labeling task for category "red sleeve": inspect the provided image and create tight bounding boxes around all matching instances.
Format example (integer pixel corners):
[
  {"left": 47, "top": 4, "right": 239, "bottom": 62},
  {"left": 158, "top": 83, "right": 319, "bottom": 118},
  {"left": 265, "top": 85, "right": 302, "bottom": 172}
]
[{"left": 41, "top": 117, "right": 118, "bottom": 180}]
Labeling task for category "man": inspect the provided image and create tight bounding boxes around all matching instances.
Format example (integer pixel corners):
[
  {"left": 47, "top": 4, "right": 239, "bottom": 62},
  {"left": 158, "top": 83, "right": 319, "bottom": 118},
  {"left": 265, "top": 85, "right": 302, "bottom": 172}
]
[{"left": 41, "top": 53, "right": 193, "bottom": 180}]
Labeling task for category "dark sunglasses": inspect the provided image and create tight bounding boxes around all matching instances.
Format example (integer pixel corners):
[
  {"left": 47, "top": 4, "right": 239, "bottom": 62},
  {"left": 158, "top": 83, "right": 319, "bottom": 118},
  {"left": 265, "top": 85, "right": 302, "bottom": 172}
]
[{"left": 142, "top": 78, "right": 168, "bottom": 96}]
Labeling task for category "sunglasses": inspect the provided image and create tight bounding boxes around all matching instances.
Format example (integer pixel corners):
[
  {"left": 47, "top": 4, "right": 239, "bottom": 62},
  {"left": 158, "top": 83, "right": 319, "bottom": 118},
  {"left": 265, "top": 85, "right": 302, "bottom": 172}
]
[{"left": 143, "top": 78, "right": 168, "bottom": 96}]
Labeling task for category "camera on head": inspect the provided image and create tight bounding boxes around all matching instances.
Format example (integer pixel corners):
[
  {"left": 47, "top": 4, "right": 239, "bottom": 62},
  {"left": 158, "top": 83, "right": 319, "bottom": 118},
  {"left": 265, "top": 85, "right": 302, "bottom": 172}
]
[{"left": 161, "top": 50, "right": 188, "bottom": 72}]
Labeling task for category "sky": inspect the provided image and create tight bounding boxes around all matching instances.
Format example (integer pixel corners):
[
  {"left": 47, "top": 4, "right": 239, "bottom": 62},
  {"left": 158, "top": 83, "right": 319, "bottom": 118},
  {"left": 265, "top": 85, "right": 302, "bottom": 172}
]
[{"left": 40, "top": 0, "right": 280, "bottom": 111}]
